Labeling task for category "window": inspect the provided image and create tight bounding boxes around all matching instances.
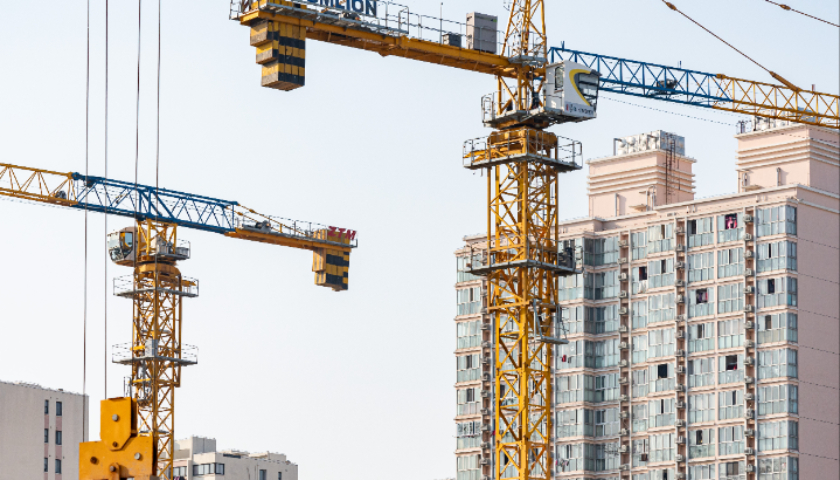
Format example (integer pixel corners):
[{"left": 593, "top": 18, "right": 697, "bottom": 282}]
[
  {"left": 689, "top": 428, "right": 715, "bottom": 458},
  {"left": 649, "top": 397, "right": 675, "bottom": 427},
  {"left": 44, "top": 400, "right": 49, "bottom": 415},
  {"left": 632, "top": 437, "right": 649, "bottom": 467},
  {"left": 688, "top": 322, "right": 715, "bottom": 353},
  {"left": 56, "top": 402, "right": 62, "bottom": 417},
  {"left": 557, "top": 408, "right": 586, "bottom": 438},
  {"left": 650, "top": 362, "right": 675, "bottom": 392},
  {"left": 632, "top": 300, "right": 648, "bottom": 329},
  {"left": 278, "top": 473, "right": 282, "bottom": 480},
  {"left": 558, "top": 273, "right": 584, "bottom": 301},
  {"left": 56, "top": 430, "right": 62, "bottom": 446},
  {"left": 457, "top": 454, "right": 480, "bottom": 480},
  {"left": 648, "top": 328, "right": 675, "bottom": 358},
  {"left": 718, "top": 318, "right": 744, "bottom": 349},
  {"left": 585, "top": 270, "right": 620, "bottom": 300},
  {"left": 259, "top": 469, "right": 267, "bottom": 480},
  {"left": 718, "top": 247, "right": 744, "bottom": 278},
  {"left": 457, "top": 286, "right": 481, "bottom": 316},
  {"left": 589, "top": 408, "right": 620, "bottom": 437},
  {"left": 632, "top": 368, "right": 649, "bottom": 397},
  {"left": 758, "top": 277, "right": 797, "bottom": 308},
  {"left": 584, "top": 441, "right": 621, "bottom": 471},
  {"left": 649, "top": 432, "right": 675, "bottom": 462},
  {"left": 556, "top": 443, "right": 584, "bottom": 472},
  {"left": 688, "top": 252, "right": 714, "bottom": 283},
  {"left": 45, "top": 428, "right": 49, "bottom": 443},
  {"left": 559, "top": 306, "right": 584, "bottom": 335},
  {"left": 719, "top": 389, "right": 744, "bottom": 420},
  {"left": 757, "top": 205, "right": 796, "bottom": 237},
  {"left": 719, "top": 354, "right": 744, "bottom": 384},
  {"left": 44, "top": 458, "right": 48, "bottom": 472},
  {"left": 585, "top": 305, "right": 620, "bottom": 334},
  {"left": 584, "top": 237, "right": 619, "bottom": 266},
  {"left": 688, "top": 392, "right": 715, "bottom": 423},
  {"left": 194, "top": 463, "right": 225, "bottom": 476},
  {"left": 457, "top": 387, "right": 479, "bottom": 415},
  {"left": 758, "top": 456, "right": 798, "bottom": 480},
  {"left": 557, "top": 340, "right": 584, "bottom": 370},
  {"left": 758, "top": 348, "right": 798, "bottom": 379},
  {"left": 631, "top": 231, "right": 647, "bottom": 260},
  {"left": 758, "top": 312, "right": 798, "bottom": 344},
  {"left": 650, "top": 468, "right": 676, "bottom": 480},
  {"left": 585, "top": 373, "right": 619, "bottom": 403},
  {"left": 456, "top": 353, "right": 481, "bottom": 382},
  {"left": 719, "top": 461, "right": 746, "bottom": 480},
  {"left": 554, "top": 65, "right": 565, "bottom": 90},
  {"left": 556, "top": 374, "right": 585, "bottom": 404},
  {"left": 689, "top": 287, "right": 714, "bottom": 317},
  {"left": 585, "top": 338, "right": 619, "bottom": 368},
  {"left": 648, "top": 292, "right": 676, "bottom": 323},
  {"left": 55, "top": 459, "right": 62, "bottom": 475},
  {"left": 456, "top": 320, "right": 481, "bottom": 349},
  {"left": 647, "top": 224, "right": 674, "bottom": 254},
  {"left": 647, "top": 258, "right": 675, "bottom": 288},
  {"left": 456, "top": 254, "right": 481, "bottom": 283},
  {"left": 632, "top": 404, "right": 648, "bottom": 433},
  {"left": 718, "top": 212, "right": 744, "bottom": 243},
  {"left": 217, "top": 464, "right": 225, "bottom": 475},
  {"left": 688, "top": 357, "right": 715, "bottom": 388},
  {"left": 717, "top": 282, "right": 744, "bottom": 314},
  {"left": 456, "top": 421, "right": 482, "bottom": 449},
  {"left": 689, "top": 463, "right": 716, "bottom": 480},
  {"left": 632, "top": 334, "right": 648, "bottom": 364},
  {"left": 757, "top": 240, "right": 797, "bottom": 272},
  {"left": 758, "top": 421, "right": 798, "bottom": 451},
  {"left": 687, "top": 217, "right": 714, "bottom": 248},
  {"left": 719, "top": 425, "right": 745, "bottom": 455},
  {"left": 172, "top": 466, "right": 188, "bottom": 477},
  {"left": 758, "top": 384, "right": 798, "bottom": 415},
  {"left": 632, "top": 265, "right": 649, "bottom": 294}
]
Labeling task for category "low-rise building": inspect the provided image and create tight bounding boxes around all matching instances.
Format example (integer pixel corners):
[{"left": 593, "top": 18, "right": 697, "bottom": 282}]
[{"left": 173, "top": 436, "right": 298, "bottom": 480}]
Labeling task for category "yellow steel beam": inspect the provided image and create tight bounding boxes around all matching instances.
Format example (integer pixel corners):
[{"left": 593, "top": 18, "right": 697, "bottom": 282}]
[{"left": 0, "top": 163, "right": 76, "bottom": 206}]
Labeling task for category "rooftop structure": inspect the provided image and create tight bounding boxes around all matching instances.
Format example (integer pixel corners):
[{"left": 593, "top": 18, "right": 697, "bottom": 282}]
[
  {"left": 172, "top": 436, "right": 298, "bottom": 480},
  {"left": 453, "top": 120, "right": 839, "bottom": 480},
  {"left": 0, "top": 380, "right": 89, "bottom": 480}
]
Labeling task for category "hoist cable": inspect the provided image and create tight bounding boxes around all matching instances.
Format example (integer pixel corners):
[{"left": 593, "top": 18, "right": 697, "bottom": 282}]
[
  {"left": 156, "top": 0, "right": 162, "bottom": 191},
  {"left": 661, "top": 1, "right": 803, "bottom": 91},
  {"left": 104, "top": 0, "right": 109, "bottom": 399},
  {"left": 83, "top": 0, "right": 90, "bottom": 436},
  {"left": 762, "top": 0, "right": 839, "bottom": 28}
]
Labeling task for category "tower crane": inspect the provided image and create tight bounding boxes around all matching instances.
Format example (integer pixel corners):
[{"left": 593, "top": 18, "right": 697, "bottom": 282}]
[
  {"left": 229, "top": 2, "right": 837, "bottom": 480},
  {"left": 0, "top": 162, "right": 356, "bottom": 480}
]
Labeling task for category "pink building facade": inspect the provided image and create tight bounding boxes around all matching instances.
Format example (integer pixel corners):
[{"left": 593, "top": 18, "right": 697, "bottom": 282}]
[{"left": 453, "top": 120, "right": 839, "bottom": 480}]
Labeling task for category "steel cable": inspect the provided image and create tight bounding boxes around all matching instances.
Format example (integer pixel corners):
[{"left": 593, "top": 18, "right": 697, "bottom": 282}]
[{"left": 762, "top": 0, "right": 839, "bottom": 28}]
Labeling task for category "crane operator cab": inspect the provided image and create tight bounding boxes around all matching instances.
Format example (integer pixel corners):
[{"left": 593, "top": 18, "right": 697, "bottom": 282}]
[
  {"left": 108, "top": 227, "right": 137, "bottom": 266},
  {"left": 543, "top": 61, "right": 601, "bottom": 122},
  {"left": 108, "top": 226, "right": 190, "bottom": 267}
]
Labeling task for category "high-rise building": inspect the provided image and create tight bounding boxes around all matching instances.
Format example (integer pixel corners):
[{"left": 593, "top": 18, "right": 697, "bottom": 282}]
[
  {"left": 453, "top": 119, "right": 839, "bottom": 480},
  {"left": 0, "top": 380, "right": 89, "bottom": 480},
  {"left": 172, "top": 436, "right": 298, "bottom": 480}
]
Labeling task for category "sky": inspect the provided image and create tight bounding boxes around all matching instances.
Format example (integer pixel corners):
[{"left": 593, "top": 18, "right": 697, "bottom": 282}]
[{"left": 0, "top": 1, "right": 837, "bottom": 479}]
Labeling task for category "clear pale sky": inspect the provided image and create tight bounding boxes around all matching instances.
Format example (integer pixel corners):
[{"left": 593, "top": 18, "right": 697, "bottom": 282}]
[{"left": 0, "top": 1, "right": 837, "bottom": 479}]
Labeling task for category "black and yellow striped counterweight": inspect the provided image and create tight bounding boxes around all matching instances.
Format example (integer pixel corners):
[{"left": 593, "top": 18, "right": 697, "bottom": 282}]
[
  {"left": 312, "top": 229, "right": 351, "bottom": 291},
  {"left": 250, "top": 18, "right": 306, "bottom": 91}
]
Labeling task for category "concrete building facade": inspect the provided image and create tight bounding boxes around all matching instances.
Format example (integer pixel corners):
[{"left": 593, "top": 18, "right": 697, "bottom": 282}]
[
  {"left": 453, "top": 120, "right": 839, "bottom": 480},
  {"left": 172, "top": 436, "right": 298, "bottom": 480},
  {"left": 0, "top": 380, "right": 89, "bottom": 480}
]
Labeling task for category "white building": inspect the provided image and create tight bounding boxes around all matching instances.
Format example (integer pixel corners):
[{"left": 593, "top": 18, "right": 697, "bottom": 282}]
[
  {"left": 173, "top": 436, "right": 298, "bottom": 480},
  {"left": 0, "top": 380, "right": 89, "bottom": 480}
]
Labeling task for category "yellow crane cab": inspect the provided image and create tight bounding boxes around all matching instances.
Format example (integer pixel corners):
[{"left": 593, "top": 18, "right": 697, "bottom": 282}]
[
  {"left": 543, "top": 61, "right": 601, "bottom": 121},
  {"left": 107, "top": 226, "right": 191, "bottom": 266},
  {"left": 107, "top": 227, "right": 137, "bottom": 266}
]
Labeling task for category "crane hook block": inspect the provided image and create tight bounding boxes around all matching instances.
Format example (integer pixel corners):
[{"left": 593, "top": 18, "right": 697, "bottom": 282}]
[{"left": 80, "top": 397, "right": 156, "bottom": 480}]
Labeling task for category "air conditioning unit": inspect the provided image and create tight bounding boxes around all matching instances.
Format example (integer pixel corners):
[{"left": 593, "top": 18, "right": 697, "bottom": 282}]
[
  {"left": 744, "top": 357, "right": 755, "bottom": 366},
  {"left": 676, "top": 226, "right": 686, "bottom": 234},
  {"left": 745, "top": 393, "right": 755, "bottom": 401},
  {"left": 744, "top": 305, "right": 755, "bottom": 313},
  {"left": 676, "top": 330, "right": 686, "bottom": 339},
  {"left": 481, "top": 390, "right": 491, "bottom": 398},
  {"left": 619, "top": 291, "right": 629, "bottom": 299},
  {"left": 620, "top": 428, "right": 629, "bottom": 436},
  {"left": 482, "top": 373, "right": 492, "bottom": 382},
  {"left": 618, "top": 257, "right": 628, "bottom": 264},
  {"left": 482, "top": 442, "right": 492, "bottom": 449},
  {"left": 676, "top": 473, "right": 687, "bottom": 480},
  {"left": 676, "top": 364, "right": 686, "bottom": 374},
  {"left": 744, "top": 214, "right": 754, "bottom": 223},
  {"left": 744, "top": 285, "right": 755, "bottom": 294},
  {"left": 744, "top": 233, "right": 754, "bottom": 242},
  {"left": 745, "top": 448, "right": 756, "bottom": 456},
  {"left": 619, "top": 376, "right": 629, "bottom": 385},
  {"left": 676, "top": 401, "right": 687, "bottom": 409},
  {"left": 745, "top": 250, "right": 754, "bottom": 259},
  {"left": 482, "top": 357, "right": 491, "bottom": 365},
  {"left": 677, "top": 314, "right": 687, "bottom": 322},
  {"left": 676, "top": 244, "right": 686, "bottom": 252},
  {"left": 481, "top": 424, "right": 492, "bottom": 432},
  {"left": 676, "top": 454, "right": 686, "bottom": 463},
  {"left": 619, "top": 325, "right": 629, "bottom": 334},
  {"left": 619, "top": 239, "right": 629, "bottom": 248},
  {"left": 620, "top": 394, "right": 630, "bottom": 402},
  {"left": 480, "top": 459, "right": 491, "bottom": 466},
  {"left": 619, "top": 359, "right": 629, "bottom": 368},
  {"left": 676, "top": 384, "right": 686, "bottom": 392},
  {"left": 619, "top": 272, "right": 629, "bottom": 282},
  {"left": 619, "top": 307, "right": 630, "bottom": 316},
  {"left": 676, "top": 295, "right": 686, "bottom": 304},
  {"left": 676, "top": 261, "right": 686, "bottom": 269},
  {"left": 745, "top": 376, "right": 755, "bottom": 384},
  {"left": 481, "top": 323, "right": 491, "bottom": 330},
  {"left": 745, "top": 321, "right": 755, "bottom": 330},
  {"left": 745, "top": 409, "right": 756, "bottom": 419},
  {"left": 745, "top": 340, "right": 755, "bottom": 348},
  {"left": 746, "top": 465, "right": 756, "bottom": 473},
  {"left": 619, "top": 445, "right": 629, "bottom": 454},
  {"left": 481, "top": 408, "right": 491, "bottom": 416},
  {"left": 744, "top": 268, "right": 755, "bottom": 277},
  {"left": 620, "top": 411, "right": 630, "bottom": 419},
  {"left": 482, "top": 341, "right": 492, "bottom": 349},
  {"left": 620, "top": 464, "right": 631, "bottom": 472},
  {"left": 675, "top": 349, "right": 687, "bottom": 357},
  {"left": 676, "top": 419, "right": 686, "bottom": 427},
  {"left": 675, "top": 279, "right": 686, "bottom": 288},
  {"left": 745, "top": 429, "right": 755, "bottom": 437},
  {"left": 619, "top": 342, "right": 629, "bottom": 350}
]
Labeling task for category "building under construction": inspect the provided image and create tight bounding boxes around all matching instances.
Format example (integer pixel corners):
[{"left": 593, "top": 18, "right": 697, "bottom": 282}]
[{"left": 454, "top": 119, "right": 838, "bottom": 480}]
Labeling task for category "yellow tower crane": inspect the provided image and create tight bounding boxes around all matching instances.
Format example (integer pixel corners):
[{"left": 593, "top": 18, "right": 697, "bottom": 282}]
[{"left": 0, "top": 162, "right": 356, "bottom": 480}]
